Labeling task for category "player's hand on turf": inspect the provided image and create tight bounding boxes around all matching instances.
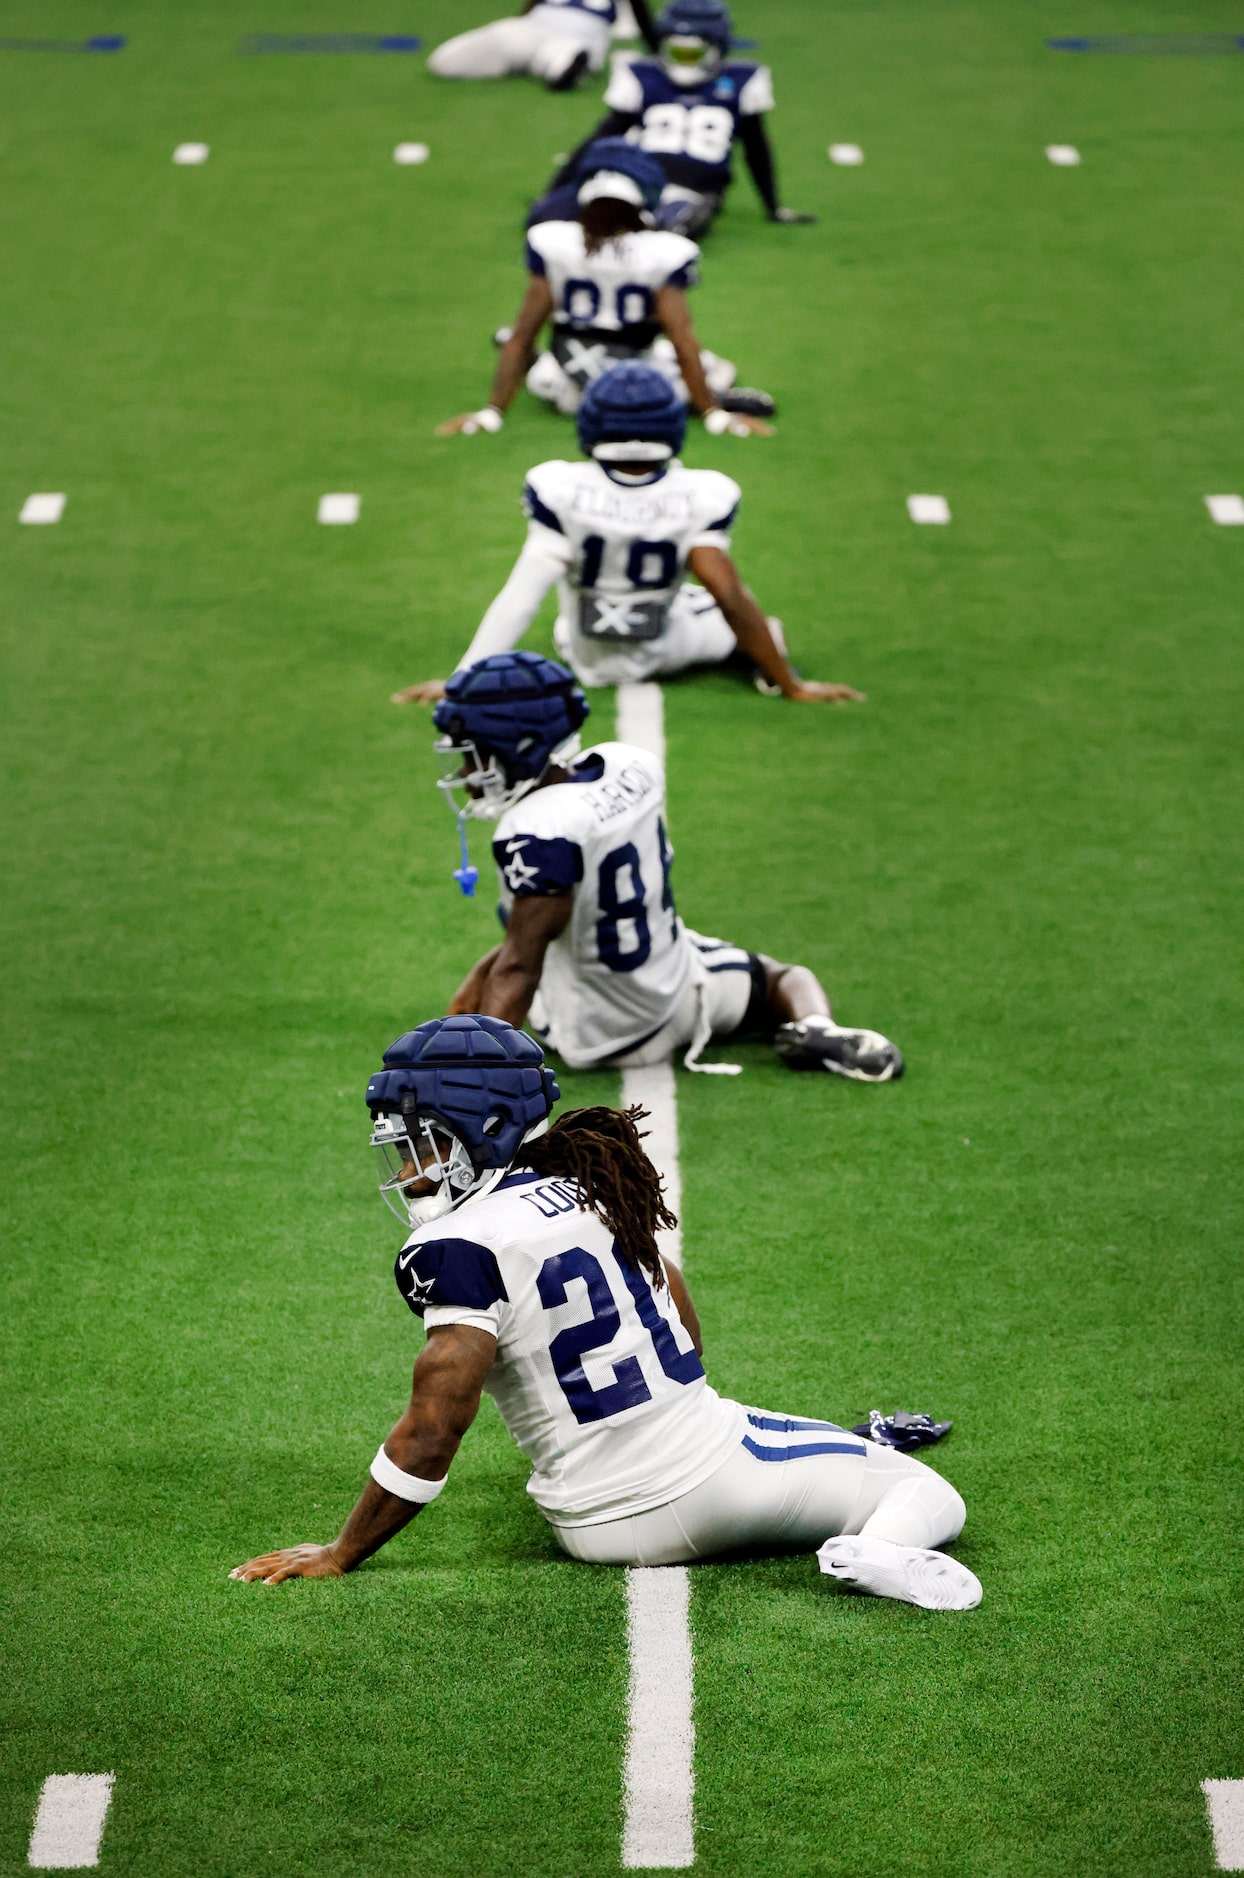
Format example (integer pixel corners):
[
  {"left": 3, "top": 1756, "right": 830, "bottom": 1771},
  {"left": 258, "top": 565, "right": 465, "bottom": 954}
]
[
  {"left": 391, "top": 679, "right": 448, "bottom": 705},
  {"left": 771, "top": 207, "right": 818, "bottom": 225},
  {"left": 788, "top": 680, "right": 867, "bottom": 704},
  {"left": 229, "top": 1543, "right": 345, "bottom": 1585},
  {"left": 436, "top": 409, "right": 503, "bottom": 437},
  {"left": 728, "top": 413, "right": 775, "bottom": 437},
  {"left": 436, "top": 413, "right": 477, "bottom": 436}
]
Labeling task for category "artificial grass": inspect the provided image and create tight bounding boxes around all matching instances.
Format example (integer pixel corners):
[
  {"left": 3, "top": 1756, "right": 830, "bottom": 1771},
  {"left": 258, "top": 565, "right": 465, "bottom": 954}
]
[{"left": 1, "top": 0, "right": 1242, "bottom": 1872}]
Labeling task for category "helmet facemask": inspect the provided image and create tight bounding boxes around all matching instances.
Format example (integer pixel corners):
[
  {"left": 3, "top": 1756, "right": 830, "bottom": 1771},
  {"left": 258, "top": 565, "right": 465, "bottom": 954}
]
[
  {"left": 371, "top": 1107, "right": 483, "bottom": 1227},
  {"left": 434, "top": 727, "right": 583, "bottom": 824},
  {"left": 660, "top": 33, "right": 724, "bottom": 83}
]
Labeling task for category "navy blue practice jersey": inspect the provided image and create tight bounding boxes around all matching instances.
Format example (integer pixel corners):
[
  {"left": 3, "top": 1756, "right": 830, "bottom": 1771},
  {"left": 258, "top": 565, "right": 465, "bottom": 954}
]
[{"left": 603, "top": 56, "right": 774, "bottom": 193}]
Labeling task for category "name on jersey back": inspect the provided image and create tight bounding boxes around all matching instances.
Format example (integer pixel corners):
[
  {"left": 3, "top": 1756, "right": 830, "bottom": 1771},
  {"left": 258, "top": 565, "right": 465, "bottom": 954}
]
[{"left": 568, "top": 481, "right": 697, "bottom": 529}]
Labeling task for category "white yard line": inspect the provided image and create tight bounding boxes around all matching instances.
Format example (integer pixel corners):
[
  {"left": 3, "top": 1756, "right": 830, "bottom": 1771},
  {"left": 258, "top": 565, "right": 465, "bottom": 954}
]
[
  {"left": 1204, "top": 1781, "right": 1244, "bottom": 1870},
  {"left": 614, "top": 680, "right": 696, "bottom": 1870},
  {"left": 28, "top": 1774, "right": 115, "bottom": 1869},
  {"left": 622, "top": 1567, "right": 695, "bottom": 1870}
]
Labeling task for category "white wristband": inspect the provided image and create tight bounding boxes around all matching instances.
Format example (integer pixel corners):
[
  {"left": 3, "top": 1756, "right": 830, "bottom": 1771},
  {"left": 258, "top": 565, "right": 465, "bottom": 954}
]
[
  {"left": 370, "top": 1444, "right": 448, "bottom": 1504},
  {"left": 463, "top": 406, "right": 503, "bottom": 435},
  {"left": 703, "top": 407, "right": 733, "bottom": 436}
]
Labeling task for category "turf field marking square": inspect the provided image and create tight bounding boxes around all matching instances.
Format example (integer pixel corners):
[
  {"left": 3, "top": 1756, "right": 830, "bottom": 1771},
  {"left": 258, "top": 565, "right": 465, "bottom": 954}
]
[
  {"left": 1205, "top": 493, "right": 1244, "bottom": 525},
  {"left": 28, "top": 1773, "right": 115, "bottom": 1869},
  {"left": 317, "top": 492, "right": 360, "bottom": 524},
  {"left": 908, "top": 493, "right": 951, "bottom": 524},
  {"left": 19, "top": 492, "right": 66, "bottom": 524},
  {"left": 1046, "top": 143, "right": 1081, "bottom": 165},
  {"left": 393, "top": 142, "right": 430, "bottom": 164},
  {"left": 172, "top": 142, "right": 209, "bottom": 164},
  {"left": 1203, "top": 1781, "right": 1244, "bottom": 1869},
  {"left": 828, "top": 142, "right": 864, "bottom": 165}
]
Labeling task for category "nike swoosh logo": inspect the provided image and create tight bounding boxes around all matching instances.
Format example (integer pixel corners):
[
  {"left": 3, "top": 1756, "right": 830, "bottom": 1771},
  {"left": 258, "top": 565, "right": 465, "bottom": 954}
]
[{"left": 398, "top": 1248, "right": 419, "bottom": 1271}]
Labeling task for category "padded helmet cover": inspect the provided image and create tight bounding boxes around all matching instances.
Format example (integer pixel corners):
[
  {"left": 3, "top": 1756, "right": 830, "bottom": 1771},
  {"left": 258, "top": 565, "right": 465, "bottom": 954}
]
[
  {"left": 366, "top": 1014, "right": 560, "bottom": 1174},
  {"left": 655, "top": 0, "right": 734, "bottom": 51},
  {"left": 573, "top": 137, "right": 667, "bottom": 213},
  {"left": 432, "top": 650, "right": 589, "bottom": 782},
  {"left": 577, "top": 362, "right": 688, "bottom": 458}
]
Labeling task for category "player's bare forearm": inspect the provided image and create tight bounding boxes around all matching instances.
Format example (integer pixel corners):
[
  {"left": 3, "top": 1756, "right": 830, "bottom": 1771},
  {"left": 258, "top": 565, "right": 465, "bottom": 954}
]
[
  {"left": 665, "top": 1260, "right": 703, "bottom": 1355},
  {"left": 687, "top": 546, "right": 864, "bottom": 703},
  {"left": 449, "top": 945, "right": 504, "bottom": 1014},
  {"left": 656, "top": 287, "right": 716, "bottom": 416},
  {"left": 472, "top": 947, "right": 543, "bottom": 1028},
  {"left": 230, "top": 1327, "right": 496, "bottom": 1585},
  {"left": 487, "top": 335, "right": 534, "bottom": 414}
]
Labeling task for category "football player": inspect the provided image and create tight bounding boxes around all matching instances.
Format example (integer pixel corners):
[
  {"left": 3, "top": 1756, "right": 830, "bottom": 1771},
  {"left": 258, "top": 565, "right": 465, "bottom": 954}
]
[
  {"left": 427, "top": 0, "right": 656, "bottom": 92},
  {"left": 427, "top": 652, "right": 903, "bottom": 1081},
  {"left": 230, "top": 1017, "right": 978, "bottom": 1606},
  {"left": 402, "top": 365, "right": 859, "bottom": 699},
  {"left": 540, "top": 0, "right": 816, "bottom": 236},
  {"left": 439, "top": 140, "right": 774, "bottom": 434}
]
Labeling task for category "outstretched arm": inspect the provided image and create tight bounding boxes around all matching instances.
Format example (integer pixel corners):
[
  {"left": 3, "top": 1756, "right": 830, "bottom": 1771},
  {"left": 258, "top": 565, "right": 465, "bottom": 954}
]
[
  {"left": 391, "top": 529, "right": 567, "bottom": 704},
  {"left": 687, "top": 544, "right": 865, "bottom": 703},
  {"left": 628, "top": 0, "right": 660, "bottom": 51},
  {"left": 437, "top": 277, "right": 555, "bottom": 436},
  {"left": 738, "top": 115, "right": 817, "bottom": 225},
  {"left": 654, "top": 285, "right": 772, "bottom": 435},
  {"left": 230, "top": 1323, "right": 497, "bottom": 1584},
  {"left": 464, "top": 891, "right": 574, "bottom": 1028}
]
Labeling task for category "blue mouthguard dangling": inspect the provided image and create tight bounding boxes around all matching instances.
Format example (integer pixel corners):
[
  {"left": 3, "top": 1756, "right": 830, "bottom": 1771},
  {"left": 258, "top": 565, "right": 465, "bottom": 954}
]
[{"left": 453, "top": 814, "right": 479, "bottom": 898}]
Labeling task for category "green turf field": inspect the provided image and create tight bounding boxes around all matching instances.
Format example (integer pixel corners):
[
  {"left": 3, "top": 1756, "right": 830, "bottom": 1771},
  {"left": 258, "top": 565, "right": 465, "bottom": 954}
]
[{"left": 2, "top": 1, "right": 1243, "bottom": 1870}]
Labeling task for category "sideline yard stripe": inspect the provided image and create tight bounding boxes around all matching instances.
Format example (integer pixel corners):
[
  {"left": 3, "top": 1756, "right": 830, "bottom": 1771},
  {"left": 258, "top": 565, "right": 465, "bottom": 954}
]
[
  {"left": 317, "top": 492, "right": 359, "bottom": 524},
  {"left": 20, "top": 492, "right": 66, "bottom": 524},
  {"left": 1205, "top": 494, "right": 1244, "bottom": 525},
  {"left": 908, "top": 493, "right": 950, "bottom": 525},
  {"left": 1204, "top": 1781, "right": 1244, "bottom": 1870},
  {"left": 1046, "top": 143, "right": 1081, "bottom": 165},
  {"left": 28, "top": 1774, "right": 115, "bottom": 1869},
  {"left": 394, "top": 142, "right": 430, "bottom": 165},
  {"left": 172, "top": 142, "right": 209, "bottom": 165},
  {"left": 615, "top": 679, "right": 696, "bottom": 1872},
  {"left": 622, "top": 1567, "right": 695, "bottom": 1869},
  {"left": 828, "top": 142, "right": 864, "bottom": 165}
]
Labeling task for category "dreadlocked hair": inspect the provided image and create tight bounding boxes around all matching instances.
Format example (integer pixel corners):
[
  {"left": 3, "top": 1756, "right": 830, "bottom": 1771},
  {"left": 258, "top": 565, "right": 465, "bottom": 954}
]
[
  {"left": 580, "top": 196, "right": 645, "bottom": 256},
  {"left": 519, "top": 1104, "right": 676, "bottom": 1287}
]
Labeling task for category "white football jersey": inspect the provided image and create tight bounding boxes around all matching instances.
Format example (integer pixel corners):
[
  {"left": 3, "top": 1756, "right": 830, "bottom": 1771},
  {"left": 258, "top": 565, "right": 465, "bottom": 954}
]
[
  {"left": 522, "top": 456, "right": 739, "bottom": 655},
  {"left": 526, "top": 220, "right": 700, "bottom": 338},
  {"left": 494, "top": 741, "right": 691, "bottom": 1067},
  {"left": 396, "top": 1169, "right": 743, "bottom": 1525}
]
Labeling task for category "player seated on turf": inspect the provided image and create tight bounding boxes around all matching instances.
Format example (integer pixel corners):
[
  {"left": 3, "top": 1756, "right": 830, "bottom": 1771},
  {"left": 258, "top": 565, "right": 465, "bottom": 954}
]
[
  {"left": 434, "top": 652, "right": 902, "bottom": 1080},
  {"left": 535, "top": 0, "right": 816, "bottom": 237},
  {"left": 403, "top": 365, "right": 858, "bottom": 701},
  {"left": 231, "top": 1017, "right": 977, "bottom": 1604},
  {"left": 427, "top": 0, "right": 657, "bottom": 93},
  {"left": 439, "top": 140, "right": 775, "bottom": 436}
]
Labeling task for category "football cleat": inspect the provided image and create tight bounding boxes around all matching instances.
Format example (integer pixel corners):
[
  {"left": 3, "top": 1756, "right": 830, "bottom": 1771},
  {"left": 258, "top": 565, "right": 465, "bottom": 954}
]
[
  {"left": 816, "top": 1535, "right": 981, "bottom": 1611},
  {"left": 546, "top": 46, "right": 590, "bottom": 91},
  {"left": 718, "top": 387, "right": 777, "bottom": 419},
  {"left": 850, "top": 1410, "right": 952, "bottom": 1451},
  {"left": 773, "top": 1015, "right": 905, "bottom": 1082}
]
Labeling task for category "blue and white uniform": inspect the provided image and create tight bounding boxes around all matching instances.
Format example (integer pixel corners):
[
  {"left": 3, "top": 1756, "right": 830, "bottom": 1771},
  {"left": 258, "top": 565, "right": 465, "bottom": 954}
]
[
  {"left": 456, "top": 457, "right": 741, "bottom": 688},
  {"left": 393, "top": 1171, "right": 966, "bottom": 1562},
  {"left": 522, "top": 221, "right": 738, "bottom": 414},
  {"left": 604, "top": 53, "right": 773, "bottom": 194},
  {"left": 428, "top": 0, "right": 624, "bottom": 86}
]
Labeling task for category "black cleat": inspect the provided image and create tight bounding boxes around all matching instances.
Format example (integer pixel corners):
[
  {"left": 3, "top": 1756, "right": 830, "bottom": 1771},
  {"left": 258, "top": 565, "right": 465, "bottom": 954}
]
[
  {"left": 718, "top": 387, "right": 777, "bottom": 419},
  {"left": 773, "top": 1016, "right": 905, "bottom": 1082},
  {"left": 546, "top": 47, "right": 590, "bottom": 90}
]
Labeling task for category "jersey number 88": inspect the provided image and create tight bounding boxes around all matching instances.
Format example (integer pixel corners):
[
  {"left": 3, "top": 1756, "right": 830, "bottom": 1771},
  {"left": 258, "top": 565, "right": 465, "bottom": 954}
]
[{"left": 640, "top": 103, "right": 734, "bottom": 166}]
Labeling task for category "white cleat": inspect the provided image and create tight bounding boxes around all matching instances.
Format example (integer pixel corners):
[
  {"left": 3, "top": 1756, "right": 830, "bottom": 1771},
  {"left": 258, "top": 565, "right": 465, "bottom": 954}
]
[
  {"left": 816, "top": 1534, "right": 982, "bottom": 1610},
  {"left": 773, "top": 1014, "right": 905, "bottom": 1082}
]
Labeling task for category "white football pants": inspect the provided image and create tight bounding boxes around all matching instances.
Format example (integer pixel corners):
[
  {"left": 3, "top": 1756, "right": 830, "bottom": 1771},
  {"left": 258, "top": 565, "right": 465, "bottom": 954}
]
[
  {"left": 551, "top": 1419, "right": 966, "bottom": 1566},
  {"left": 427, "top": 6, "right": 610, "bottom": 82},
  {"left": 527, "top": 336, "right": 738, "bottom": 415},
  {"left": 552, "top": 581, "right": 736, "bottom": 688}
]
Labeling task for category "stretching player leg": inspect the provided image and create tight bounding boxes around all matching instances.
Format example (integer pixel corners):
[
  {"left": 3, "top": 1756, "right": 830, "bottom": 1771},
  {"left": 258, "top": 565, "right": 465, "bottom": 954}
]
[{"left": 427, "top": 18, "right": 536, "bottom": 77}]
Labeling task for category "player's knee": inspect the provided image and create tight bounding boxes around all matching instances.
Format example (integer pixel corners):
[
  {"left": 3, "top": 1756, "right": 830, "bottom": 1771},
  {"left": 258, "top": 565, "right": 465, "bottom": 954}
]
[
  {"left": 938, "top": 1483, "right": 967, "bottom": 1546},
  {"left": 527, "top": 352, "right": 580, "bottom": 414}
]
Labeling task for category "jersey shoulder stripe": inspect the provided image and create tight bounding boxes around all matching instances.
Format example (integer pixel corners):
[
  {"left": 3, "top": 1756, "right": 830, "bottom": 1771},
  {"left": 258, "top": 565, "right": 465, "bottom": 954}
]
[
  {"left": 523, "top": 479, "right": 566, "bottom": 533},
  {"left": 493, "top": 831, "right": 583, "bottom": 896}
]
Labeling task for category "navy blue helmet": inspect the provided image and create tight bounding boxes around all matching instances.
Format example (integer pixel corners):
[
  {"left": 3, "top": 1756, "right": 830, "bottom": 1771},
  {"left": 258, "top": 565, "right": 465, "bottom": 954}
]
[
  {"left": 655, "top": 0, "right": 733, "bottom": 75},
  {"left": 367, "top": 1014, "right": 560, "bottom": 1225},
  {"left": 432, "top": 652, "right": 590, "bottom": 823},
  {"left": 577, "top": 363, "right": 688, "bottom": 462},
  {"left": 574, "top": 137, "right": 667, "bottom": 216}
]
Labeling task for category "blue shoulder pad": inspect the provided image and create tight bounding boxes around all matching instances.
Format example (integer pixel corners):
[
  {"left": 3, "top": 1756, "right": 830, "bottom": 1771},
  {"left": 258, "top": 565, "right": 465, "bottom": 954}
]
[
  {"left": 524, "top": 237, "right": 547, "bottom": 277},
  {"left": 494, "top": 832, "right": 583, "bottom": 895},
  {"left": 395, "top": 1237, "right": 509, "bottom": 1318}
]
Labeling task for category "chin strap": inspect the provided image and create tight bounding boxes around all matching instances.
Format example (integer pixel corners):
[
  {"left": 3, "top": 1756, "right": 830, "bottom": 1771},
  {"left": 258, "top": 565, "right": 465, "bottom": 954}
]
[{"left": 453, "top": 814, "right": 479, "bottom": 898}]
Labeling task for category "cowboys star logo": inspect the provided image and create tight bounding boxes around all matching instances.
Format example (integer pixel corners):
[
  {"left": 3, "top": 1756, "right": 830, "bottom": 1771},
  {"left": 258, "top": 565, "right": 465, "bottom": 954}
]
[{"left": 503, "top": 839, "right": 541, "bottom": 893}]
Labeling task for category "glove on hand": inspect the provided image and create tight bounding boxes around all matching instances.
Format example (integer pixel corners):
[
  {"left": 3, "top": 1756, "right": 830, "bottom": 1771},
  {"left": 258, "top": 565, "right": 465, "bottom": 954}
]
[{"left": 851, "top": 1410, "right": 952, "bottom": 1452}]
